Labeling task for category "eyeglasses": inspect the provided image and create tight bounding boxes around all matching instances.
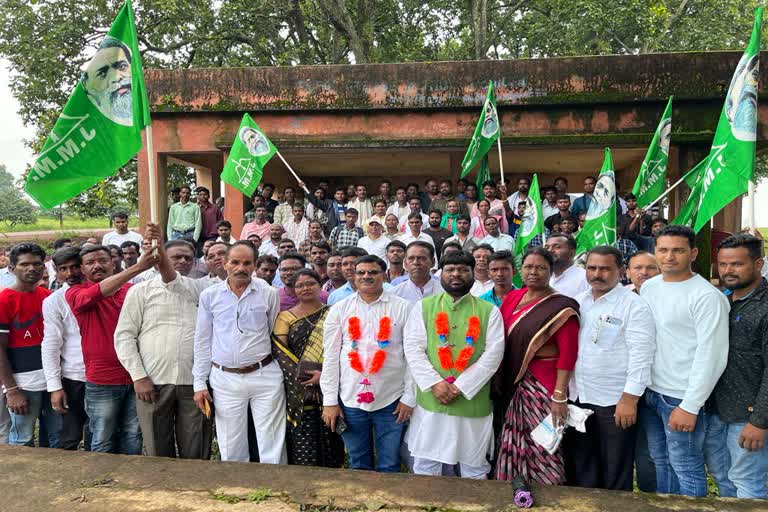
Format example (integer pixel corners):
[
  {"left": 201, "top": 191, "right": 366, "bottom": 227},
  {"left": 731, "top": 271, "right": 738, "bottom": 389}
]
[{"left": 355, "top": 270, "right": 383, "bottom": 276}]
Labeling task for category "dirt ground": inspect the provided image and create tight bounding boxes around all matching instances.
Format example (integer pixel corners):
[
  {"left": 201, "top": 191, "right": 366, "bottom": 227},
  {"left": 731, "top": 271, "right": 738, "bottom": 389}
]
[{"left": 0, "top": 446, "right": 762, "bottom": 512}]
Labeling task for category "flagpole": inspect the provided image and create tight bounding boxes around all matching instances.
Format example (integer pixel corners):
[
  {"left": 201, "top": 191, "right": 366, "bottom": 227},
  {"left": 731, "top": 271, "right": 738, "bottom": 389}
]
[
  {"left": 748, "top": 180, "right": 757, "bottom": 229},
  {"left": 275, "top": 149, "right": 310, "bottom": 195},
  {"left": 644, "top": 173, "right": 688, "bottom": 211},
  {"left": 496, "top": 138, "right": 505, "bottom": 186},
  {"left": 146, "top": 125, "right": 158, "bottom": 224}
]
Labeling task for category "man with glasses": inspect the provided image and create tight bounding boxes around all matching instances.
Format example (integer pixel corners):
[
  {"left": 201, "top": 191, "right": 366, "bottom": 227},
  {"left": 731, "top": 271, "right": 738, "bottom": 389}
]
[
  {"left": 277, "top": 252, "right": 328, "bottom": 311},
  {"left": 321, "top": 255, "right": 414, "bottom": 472}
]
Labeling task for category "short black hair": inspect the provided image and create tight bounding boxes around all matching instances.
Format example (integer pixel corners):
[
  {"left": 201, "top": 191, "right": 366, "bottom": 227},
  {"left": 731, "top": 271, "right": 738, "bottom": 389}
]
[
  {"left": 457, "top": 214, "right": 471, "bottom": 223},
  {"left": 428, "top": 208, "right": 443, "bottom": 217},
  {"left": 217, "top": 220, "right": 232, "bottom": 229},
  {"left": 548, "top": 232, "right": 577, "bottom": 251},
  {"left": 228, "top": 241, "right": 258, "bottom": 260},
  {"left": 81, "top": 244, "right": 113, "bottom": 260},
  {"left": 279, "top": 238, "right": 296, "bottom": 247},
  {"left": 407, "top": 212, "right": 424, "bottom": 221},
  {"left": 262, "top": 182, "right": 276, "bottom": 191},
  {"left": 408, "top": 196, "right": 422, "bottom": 205},
  {"left": 554, "top": 176, "right": 568, "bottom": 185},
  {"left": 196, "top": 186, "right": 210, "bottom": 195},
  {"left": 279, "top": 251, "right": 307, "bottom": 268},
  {"left": 52, "top": 238, "right": 72, "bottom": 250},
  {"left": 346, "top": 208, "right": 359, "bottom": 217},
  {"left": 481, "top": 180, "right": 497, "bottom": 189},
  {"left": 256, "top": 254, "right": 278, "bottom": 268},
  {"left": 355, "top": 254, "right": 387, "bottom": 272},
  {"left": 488, "top": 250, "right": 514, "bottom": 266},
  {"left": 652, "top": 217, "right": 669, "bottom": 226},
  {"left": 52, "top": 246, "right": 81, "bottom": 267},
  {"left": 626, "top": 251, "right": 655, "bottom": 267},
  {"left": 165, "top": 239, "right": 195, "bottom": 252},
  {"left": 283, "top": 186, "right": 295, "bottom": 193},
  {"left": 655, "top": 225, "right": 696, "bottom": 248},
  {"left": 584, "top": 176, "right": 597, "bottom": 183},
  {"left": 373, "top": 198, "right": 388, "bottom": 207},
  {"left": 586, "top": 245, "right": 624, "bottom": 268},
  {"left": 624, "top": 192, "right": 637, "bottom": 201},
  {"left": 522, "top": 246, "right": 554, "bottom": 270},
  {"left": 719, "top": 233, "right": 763, "bottom": 260},
  {"left": 441, "top": 250, "right": 475, "bottom": 269},
  {"left": 310, "top": 241, "right": 332, "bottom": 253},
  {"left": 341, "top": 246, "right": 368, "bottom": 259},
  {"left": 406, "top": 240, "right": 435, "bottom": 260},
  {"left": 250, "top": 191, "right": 264, "bottom": 201},
  {"left": 472, "top": 244, "right": 495, "bottom": 255},
  {"left": 518, "top": 176, "right": 531, "bottom": 184},
  {"left": 120, "top": 241, "right": 140, "bottom": 252},
  {"left": 111, "top": 212, "right": 129, "bottom": 221},
  {"left": 386, "top": 240, "right": 406, "bottom": 252},
  {"left": 9, "top": 243, "right": 46, "bottom": 266},
  {"left": 441, "top": 241, "right": 462, "bottom": 254}
]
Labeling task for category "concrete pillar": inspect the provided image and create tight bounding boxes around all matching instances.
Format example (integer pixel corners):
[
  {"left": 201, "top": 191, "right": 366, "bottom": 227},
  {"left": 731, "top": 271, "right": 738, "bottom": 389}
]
[
  {"left": 221, "top": 150, "right": 247, "bottom": 238},
  {"left": 195, "top": 168, "right": 213, "bottom": 195}
]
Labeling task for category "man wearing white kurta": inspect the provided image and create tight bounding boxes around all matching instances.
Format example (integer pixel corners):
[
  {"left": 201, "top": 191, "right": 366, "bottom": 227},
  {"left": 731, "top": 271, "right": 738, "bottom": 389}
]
[
  {"left": 192, "top": 241, "right": 285, "bottom": 463},
  {"left": 321, "top": 254, "right": 415, "bottom": 472},
  {"left": 404, "top": 250, "right": 504, "bottom": 479}
]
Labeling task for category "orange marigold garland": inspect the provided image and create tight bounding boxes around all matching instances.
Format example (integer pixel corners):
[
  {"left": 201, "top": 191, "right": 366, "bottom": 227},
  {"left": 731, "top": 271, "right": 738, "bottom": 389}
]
[
  {"left": 435, "top": 313, "right": 481, "bottom": 382},
  {"left": 348, "top": 316, "right": 391, "bottom": 403}
]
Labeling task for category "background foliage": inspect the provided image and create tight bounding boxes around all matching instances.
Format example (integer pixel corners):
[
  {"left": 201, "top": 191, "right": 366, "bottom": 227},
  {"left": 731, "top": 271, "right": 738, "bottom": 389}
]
[{"left": 0, "top": 0, "right": 765, "bottom": 216}]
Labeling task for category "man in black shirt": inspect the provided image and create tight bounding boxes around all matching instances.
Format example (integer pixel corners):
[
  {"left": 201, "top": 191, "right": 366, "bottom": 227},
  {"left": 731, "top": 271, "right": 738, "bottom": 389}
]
[
  {"left": 709, "top": 233, "right": 768, "bottom": 499},
  {"left": 544, "top": 194, "right": 573, "bottom": 231}
]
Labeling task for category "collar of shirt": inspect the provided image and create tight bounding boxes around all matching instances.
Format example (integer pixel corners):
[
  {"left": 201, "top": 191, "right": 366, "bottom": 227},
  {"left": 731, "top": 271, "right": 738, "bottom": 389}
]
[{"left": 578, "top": 282, "right": 623, "bottom": 307}]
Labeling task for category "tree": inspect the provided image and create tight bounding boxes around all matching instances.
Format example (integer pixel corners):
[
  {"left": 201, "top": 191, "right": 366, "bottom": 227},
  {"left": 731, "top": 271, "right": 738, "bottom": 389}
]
[{"left": 0, "top": 164, "right": 36, "bottom": 227}]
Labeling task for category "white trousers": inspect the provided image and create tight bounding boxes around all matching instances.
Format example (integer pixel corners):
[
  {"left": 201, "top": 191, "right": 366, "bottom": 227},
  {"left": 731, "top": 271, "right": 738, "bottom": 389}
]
[
  {"left": 209, "top": 363, "right": 287, "bottom": 463},
  {"left": 413, "top": 456, "right": 489, "bottom": 480},
  {"left": 0, "top": 392, "right": 10, "bottom": 445}
]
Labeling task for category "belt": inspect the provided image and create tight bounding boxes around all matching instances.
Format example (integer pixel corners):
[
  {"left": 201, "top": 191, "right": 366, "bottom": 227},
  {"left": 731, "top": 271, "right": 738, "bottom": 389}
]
[{"left": 212, "top": 355, "right": 273, "bottom": 374}]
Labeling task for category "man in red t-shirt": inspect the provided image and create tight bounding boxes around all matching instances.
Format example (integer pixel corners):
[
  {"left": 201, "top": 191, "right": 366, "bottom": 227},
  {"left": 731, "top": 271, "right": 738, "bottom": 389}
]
[
  {"left": 0, "top": 243, "right": 55, "bottom": 447},
  {"left": 66, "top": 232, "right": 159, "bottom": 454}
]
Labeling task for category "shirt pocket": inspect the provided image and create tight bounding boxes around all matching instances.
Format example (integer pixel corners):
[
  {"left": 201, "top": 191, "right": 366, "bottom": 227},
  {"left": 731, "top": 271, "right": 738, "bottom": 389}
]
[
  {"left": 594, "top": 320, "right": 623, "bottom": 351},
  {"left": 238, "top": 302, "right": 269, "bottom": 331}
]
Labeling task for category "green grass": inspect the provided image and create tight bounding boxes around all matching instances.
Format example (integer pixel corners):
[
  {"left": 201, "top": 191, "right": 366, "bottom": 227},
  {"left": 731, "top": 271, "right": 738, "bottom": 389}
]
[{"left": 2, "top": 215, "right": 137, "bottom": 233}]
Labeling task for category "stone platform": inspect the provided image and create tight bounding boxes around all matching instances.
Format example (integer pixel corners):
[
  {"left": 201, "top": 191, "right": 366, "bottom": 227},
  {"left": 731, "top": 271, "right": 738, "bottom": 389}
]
[{"left": 2, "top": 446, "right": 763, "bottom": 511}]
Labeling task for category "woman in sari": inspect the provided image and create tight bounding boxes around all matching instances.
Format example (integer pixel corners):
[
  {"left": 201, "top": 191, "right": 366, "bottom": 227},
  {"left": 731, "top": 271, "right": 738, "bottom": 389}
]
[
  {"left": 494, "top": 247, "right": 579, "bottom": 485},
  {"left": 272, "top": 269, "right": 345, "bottom": 467},
  {"left": 470, "top": 199, "right": 501, "bottom": 239}
]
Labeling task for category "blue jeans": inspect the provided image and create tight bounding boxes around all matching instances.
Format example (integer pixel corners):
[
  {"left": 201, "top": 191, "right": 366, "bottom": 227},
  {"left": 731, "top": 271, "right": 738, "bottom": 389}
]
[
  {"left": 8, "top": 390, "right": 60, "bottom": 447},
  {"left": 85, "top": 383, "right": 142, "bottom": 455},
  {"left": 171, "top": 229, "right": 195, "bottom": 241},
  {"left": 339, "top": 399, "right": 405, "bottom": 473},
  {"left": 705, "top": 414, "right": 768, "bottom": 499},
  {"left": 642, "top": 389, "right": 707, "bottom": 497}
]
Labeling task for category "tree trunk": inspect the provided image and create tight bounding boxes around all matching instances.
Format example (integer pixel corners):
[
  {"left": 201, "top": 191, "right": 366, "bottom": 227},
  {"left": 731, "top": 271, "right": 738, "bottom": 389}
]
[{"left": 470, "top": 0, "right": 488, "bottom": 60}]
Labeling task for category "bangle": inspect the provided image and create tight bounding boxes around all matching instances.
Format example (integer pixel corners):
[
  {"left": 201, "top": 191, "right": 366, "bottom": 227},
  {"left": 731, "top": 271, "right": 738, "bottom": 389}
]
[
  {"left": 550, "top": 394, "right": 568, "bottom": 404},
  {"left": 553, "top": 389, "right": 566, "bottom": 396},
  {"left": 4, "top": 386, "right": 18, "bottom": 392}
]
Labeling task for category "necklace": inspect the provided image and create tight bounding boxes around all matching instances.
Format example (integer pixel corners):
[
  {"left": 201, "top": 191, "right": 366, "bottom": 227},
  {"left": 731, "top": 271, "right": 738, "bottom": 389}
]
[
  {"left": 347, "top": 315, "right": 391, "bottom": 403},
  {"left": 434, "top": 308, "right": 481, "bottom": 384}
]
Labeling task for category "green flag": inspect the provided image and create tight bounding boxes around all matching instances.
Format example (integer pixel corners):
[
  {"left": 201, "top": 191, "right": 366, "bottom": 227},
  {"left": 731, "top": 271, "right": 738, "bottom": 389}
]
[
  {"left": 671, "top": 160, "right": 708, "bottom": 227},
  {"left": 692, "top": 7, "right": 762, "bottom": 233},
  {"left": 25, "top": 1, "right": 150, "bottom": 209},
  {"left": 576, "top": 148, "right": 617, "bottom": 258},
  {"left": 632, "top": 97, "right": 673, "bottom": 208},
  {"left": 460, "top": 81, "right": 500, "bottom": 178},
  {"left": 512, "top": 173, "right": 544, "bottom": 287},
  {"left": 221, "top": 114, "right": 277, "bottom": 197},
  {"left": 475, "top": 156, "right": 491, "bottom": 200}
]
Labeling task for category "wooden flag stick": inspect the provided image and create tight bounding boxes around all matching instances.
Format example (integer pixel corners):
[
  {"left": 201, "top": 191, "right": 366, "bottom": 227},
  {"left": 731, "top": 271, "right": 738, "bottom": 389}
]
[
  {"left": 644, "top": 173, "right": 688, "bottom": 211},
  {"left": 275, "top": 149, "right": 310, "bottom": 195},
  {"left": 145, "top": 125, "right": 159, "bottom": 243},
  {"left": 497, "top": 137, "right": 505, "bottom": 186}
]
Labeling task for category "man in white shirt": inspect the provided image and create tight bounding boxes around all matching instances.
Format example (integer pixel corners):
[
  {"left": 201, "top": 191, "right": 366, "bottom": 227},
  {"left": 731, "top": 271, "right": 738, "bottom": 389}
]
[
  {"left": 347, "top": 184, "right": 374, "bottom": 227},
  {"left": 506, "top": 176, "right": 532, "bottom": 212},
  {"left": 398, "top": 197, "right": 429, "bottom": 231},
  {"left": 192, "top": 241, "right": 284, "bottom": 463},
  {"left": 469, "top": 244, "right": 494, "bottom": 296},
  {"left": 391, "top": 241, "right": 443, "bottom": 303},
  {"left": 564, "top": 245, "right": 655, "bottom": 491},
  {"left": 321, "top": 254, "right": 414, "bottom": 472},
  {"left": 357, "top": 218, "right": 389, "bottom": 260},
  {"left": 116, "top": 239, "right": 215, "bottom": 459},
  {"left": 282, "top": 203, "right": 309, "bottom": 246},
  {"left": 546, "top": 233, "right": 589, "bottom": 298},
  {"left": 541, "top": 186, "right": 559, "bottom": 219},
  {"left": 640, "top": 225, "right": 730, "bottom": 497},
  {"left": 404, "top": 250, "right": 504, "bottom": 479},
  {"left": 41, "top": 247, "right": 88, "bottom": 450},
  {"left": 258, "top": 224, "right": 285, "bottom": 257},
  {"left": 386, "top": 186, "right": 410, "bottom": 220},
  {"left": 398, "top": 213, "right": 435, "bottom": 249},
  {"left": 102, "top": 212, "right": 143, "bottom": 247},
  {"left": 479, "top": 216, "right": 514, "bottom": 253}
]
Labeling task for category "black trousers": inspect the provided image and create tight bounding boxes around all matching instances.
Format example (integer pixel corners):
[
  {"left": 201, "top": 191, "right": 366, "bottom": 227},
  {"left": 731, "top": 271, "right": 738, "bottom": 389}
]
[
  {"left": 564, "top": 401, "right": 637, "bottom": 491},
  {"left": 59, "top": 378, "right": 89, "bottom": 450}
]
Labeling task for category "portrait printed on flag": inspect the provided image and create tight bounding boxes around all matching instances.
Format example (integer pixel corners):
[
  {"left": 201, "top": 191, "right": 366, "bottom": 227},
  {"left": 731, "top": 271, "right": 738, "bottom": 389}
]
[
  {"left": 586, "top": 171, "right": 616, "bottom": 220},
  {"left": 481, "top": 101, "right": 499, "bottom": 138},
  {"left": 658, "top": 118, "right": 672, "bottom": 156},
  {"left": 725, "top": 53, "right": 759, "bottom": 142},
  {"left": 239, "top": 126, "right": 272, "bottom": 157},
  {"left": 81, "top": 36, "right": 134, "bottom": 127},
  {"left": 518, "top": 197, "right": 538, "bottom": 237}
]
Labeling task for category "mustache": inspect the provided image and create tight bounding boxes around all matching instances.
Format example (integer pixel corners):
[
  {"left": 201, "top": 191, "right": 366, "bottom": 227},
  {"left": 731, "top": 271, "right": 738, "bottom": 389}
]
[{"left": 589, "top": 278, "right": 606, "bottom": 283}]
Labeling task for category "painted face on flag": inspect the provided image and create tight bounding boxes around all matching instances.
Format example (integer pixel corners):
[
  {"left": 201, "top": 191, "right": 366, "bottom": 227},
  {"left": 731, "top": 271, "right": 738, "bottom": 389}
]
[
  {"left": 586, "top": 171, "right": 615, "bottom": 220},
  {"left": 239, "top": 127, "right": 271, "bottom": 157},
  {"left": 481, "top": 101, "right": 499, "bottom": 138},
  {"left": 81, "top": 36, "right": 133, "bottom": 126},
  {"left": 658, "top": 118, "right": 672, "bottom": 156},
  {"left": 725, "top": 53, "right": 759, "bottom": 142},
  {"left": 518, "top": 197, "right": 537, "bottom": 237}
]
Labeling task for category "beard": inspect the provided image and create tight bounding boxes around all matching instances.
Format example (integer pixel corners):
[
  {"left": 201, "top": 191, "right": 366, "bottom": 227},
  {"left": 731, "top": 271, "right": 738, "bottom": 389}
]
[
  {"left": 110, "top": 81, "right": 133, "bottom": 121},
  {"left": 441, "top": 277, "right": 474, "bottom": 297}
]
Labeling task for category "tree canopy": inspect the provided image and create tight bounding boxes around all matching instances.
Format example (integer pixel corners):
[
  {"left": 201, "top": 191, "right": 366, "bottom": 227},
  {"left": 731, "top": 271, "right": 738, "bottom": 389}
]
[{"left": 0, "top": 0, "right": 764, "bottom": 209}]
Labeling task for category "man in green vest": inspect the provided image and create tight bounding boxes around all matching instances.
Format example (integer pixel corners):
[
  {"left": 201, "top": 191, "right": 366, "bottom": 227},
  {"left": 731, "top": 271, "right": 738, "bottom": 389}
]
[{"left": 403, "top": 250, "right": 505, "bottom": 479}]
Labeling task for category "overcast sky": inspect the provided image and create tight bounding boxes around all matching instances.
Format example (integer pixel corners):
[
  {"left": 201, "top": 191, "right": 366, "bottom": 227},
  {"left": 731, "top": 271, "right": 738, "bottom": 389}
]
[{"left": 1, "top": 58, "right": 766, "bottom": 227}]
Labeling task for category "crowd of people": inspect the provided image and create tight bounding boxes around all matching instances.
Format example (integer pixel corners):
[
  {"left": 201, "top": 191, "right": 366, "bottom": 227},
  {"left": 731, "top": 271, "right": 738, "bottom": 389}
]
[{"left": 0, "top": 175, "right": 766, "bottom": 501}]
